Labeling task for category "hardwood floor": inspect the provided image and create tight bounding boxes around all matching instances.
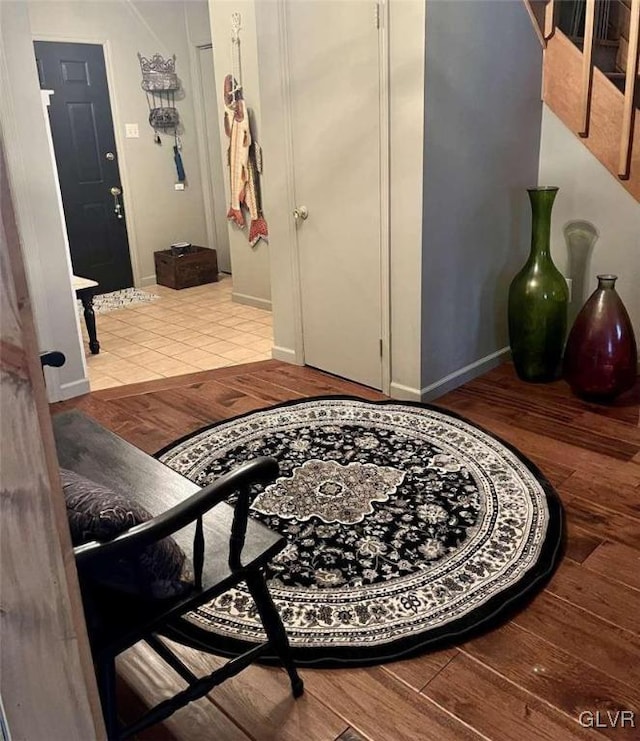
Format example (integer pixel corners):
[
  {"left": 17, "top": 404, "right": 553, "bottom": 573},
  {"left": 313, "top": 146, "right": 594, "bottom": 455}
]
[{"left": 54, "top": 360, "right": 640, "bottom": 740}]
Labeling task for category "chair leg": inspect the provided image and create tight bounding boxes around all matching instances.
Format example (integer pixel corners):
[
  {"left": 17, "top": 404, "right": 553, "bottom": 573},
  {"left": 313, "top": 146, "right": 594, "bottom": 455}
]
[
  {"left": 96, "top": 656, "right": 120, "bottom": 740},
  {"left": 245, "top": 569, "right": 304, "bottom": 698}
]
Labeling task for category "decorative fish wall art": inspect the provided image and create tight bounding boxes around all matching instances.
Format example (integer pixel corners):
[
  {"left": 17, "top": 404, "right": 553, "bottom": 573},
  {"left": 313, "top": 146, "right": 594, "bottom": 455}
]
[{"left": 223, "top": 13, "right": 268, "bottom": 246}]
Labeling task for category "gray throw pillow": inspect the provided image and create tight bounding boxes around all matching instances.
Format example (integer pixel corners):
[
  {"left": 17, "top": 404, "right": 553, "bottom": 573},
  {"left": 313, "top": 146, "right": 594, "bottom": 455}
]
[{"left": 61, "top": 468, "right": 193, "bottom": 600}]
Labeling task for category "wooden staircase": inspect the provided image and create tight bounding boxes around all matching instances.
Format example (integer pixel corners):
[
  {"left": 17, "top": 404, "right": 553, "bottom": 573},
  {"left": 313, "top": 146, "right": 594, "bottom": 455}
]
[{"left": 524, "top": 0, "right": 640, "bottom": 201}]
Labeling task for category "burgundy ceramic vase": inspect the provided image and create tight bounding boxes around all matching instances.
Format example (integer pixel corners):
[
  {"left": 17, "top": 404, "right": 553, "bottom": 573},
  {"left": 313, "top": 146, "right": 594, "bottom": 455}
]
[{"left": 563, "top": 275, "right": 638, "bottom": 400}]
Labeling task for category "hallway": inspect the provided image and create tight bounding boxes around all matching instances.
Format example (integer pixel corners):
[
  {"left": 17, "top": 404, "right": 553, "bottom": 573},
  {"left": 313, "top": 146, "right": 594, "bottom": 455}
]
[{"left": 80, "top": 277, "right": 273, "bottom": 389}]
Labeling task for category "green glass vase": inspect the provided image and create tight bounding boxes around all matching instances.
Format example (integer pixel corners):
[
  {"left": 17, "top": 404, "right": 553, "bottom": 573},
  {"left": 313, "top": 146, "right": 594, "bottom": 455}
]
[{"left": 508, "top": 187, "right": 568, "bottom": 382}]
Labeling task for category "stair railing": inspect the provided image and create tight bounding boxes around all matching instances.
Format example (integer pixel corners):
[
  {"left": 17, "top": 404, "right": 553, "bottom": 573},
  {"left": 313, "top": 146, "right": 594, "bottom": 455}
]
[
  {"left": 619, "top": 0, "right": 639, "bottom": 178},
  {"left": 531, "top": 0, "right": 639, "bottom": 184},
  {"left": 579, "top": 0, "right": 597, "bottom": 135}
]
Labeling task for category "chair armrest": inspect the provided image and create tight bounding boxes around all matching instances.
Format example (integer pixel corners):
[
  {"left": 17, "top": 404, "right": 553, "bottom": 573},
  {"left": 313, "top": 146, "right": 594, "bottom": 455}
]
[{"left": 73, "top": 456, "right": 279, "bottom": 567}]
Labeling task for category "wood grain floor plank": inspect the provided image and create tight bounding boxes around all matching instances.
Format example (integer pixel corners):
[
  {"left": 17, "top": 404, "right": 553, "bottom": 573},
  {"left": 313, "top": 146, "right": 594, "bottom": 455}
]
[
  {"left": 253, "top": 365, "right": 385, "bottom": 401},
  {"left": 560, "top": 473, "right": 640, "bottom": 521},
  {"left": 464, "top": 369, "right": 639, "bottom": 425},
  {"left": 157, "top": 384, "right": 268, "bottom": 426},
  {"left": 336, "top": 729, "right": 369, "bottom": 741},
  {"left": 382, "top": 648, "right": 458, "bottom": 691},
  {"left": 57, "top": 396, "right": 175, "bottom": 455},
  {"left": 116, "top": 644, "right": 251, "bottom": 741},
  {"left": 442, "top": 410, "right": 640, "bottom": 488},
  {"left": 461, "top": 624, "right": 639, "bottom": 738},
  {"left": 49, "top": 362, "right": 640, "bottom": 740},
  {"left": 301, "top": 667, "right": 485, "bottom": 741},
  {"left": 514, "top": 412, "right": 639, "bottom": 461},
  {"left": 513, "top": 591, "right": 640, "bottom": 691},
  {"left": 572, "top": 410, "right": 640, "bottom": 446},
  {"left": 158, "top": 639, "right": 348, "bottom": 741},
  {"left": 545, "top": 559, "right": 640, "bottom": 635},
  {"left": 109, "top": 392, "right": 211, "bottom": 437},
  {"left": 217, "top": 374, "right": 308, "bottom": 405},
  {"left": 562, "top": 497, "right": 640, "bottom": 551},
  {"left": 583, "top": 541, "right": 640, "bottom": 591},
  {"left": 451, "top": 385, "right": 639, "bottom": 461},
  {"left": 422, "top": 652, "right": 598, "bottom": 741},
  {"left": 443, "top": 382, "right": 577, "bottom": 423},
  {"left": 93, "top": 361, "right": 282, "bottom": 400},
  {"left": 564, "top": 522, "right": 603, "bottom": 564},
  {"left": 116, "top": 680, "right": 177, "bottom": 740},
  {"left": 433, "top": 400, "right": 576, "bottom": 487}
]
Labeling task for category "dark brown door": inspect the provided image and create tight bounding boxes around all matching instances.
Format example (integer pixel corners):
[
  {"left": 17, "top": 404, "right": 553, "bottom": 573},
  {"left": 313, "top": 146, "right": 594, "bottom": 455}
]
[{"left": 34, "top": 41, "right": 134, "bottom": 293}]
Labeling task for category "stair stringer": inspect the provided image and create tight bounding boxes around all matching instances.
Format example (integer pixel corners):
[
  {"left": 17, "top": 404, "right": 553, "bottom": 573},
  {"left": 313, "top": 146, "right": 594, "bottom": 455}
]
[{"left": 543, "top": 28, "right": 640, "bottom": 202}]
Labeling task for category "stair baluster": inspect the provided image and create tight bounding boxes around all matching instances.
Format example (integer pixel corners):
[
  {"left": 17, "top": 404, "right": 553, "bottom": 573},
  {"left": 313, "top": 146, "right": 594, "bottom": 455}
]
[
  {"left": 618, "top": 0, "right": 640, "bottom": 178},
  {"left": 579, "top": 0, "right": 597, "bottom": 135}
]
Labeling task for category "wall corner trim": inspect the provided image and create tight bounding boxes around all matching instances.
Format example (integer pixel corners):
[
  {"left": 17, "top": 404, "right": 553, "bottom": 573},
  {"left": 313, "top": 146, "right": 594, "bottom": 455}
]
[
  {"left": 59, "top": 378, "right": 91, "bottom": 401},
  {"left": 232, "top": 292, "right": 272, "bottom": 312},
  {"left": 421, "top": 347, "right": 511, "bottom": 402},
  {"left": 389, "top": 382, "right": 423, "bottom": 402},
  {"left": 271, "top": 345, "right": 301, "bottom": 364},
  {"left": 139, "top": 275, "right": 158, "bottom": 288}
]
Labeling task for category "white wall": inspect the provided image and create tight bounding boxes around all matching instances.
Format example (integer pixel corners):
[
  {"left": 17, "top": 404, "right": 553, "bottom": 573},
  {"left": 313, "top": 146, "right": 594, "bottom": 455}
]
[
  {"left": 0, "top": 1, "right": 88, "bottom": 401},
  {"left": 28, "top": 0, "right": 210, "bottom": 287},
  {"left": 421, "top": 0, "right": 544, "bottom": 398},
  {"left": 539, "top": 104, "right": 640, "bottom": 342},
  {"left": 209, "top": 0, "right": 271, "bottom": 308}
]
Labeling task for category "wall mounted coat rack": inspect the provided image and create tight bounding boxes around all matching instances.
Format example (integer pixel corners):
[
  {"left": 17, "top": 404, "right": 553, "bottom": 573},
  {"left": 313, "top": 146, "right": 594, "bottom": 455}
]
[{"left": 137, "top": 52, "right": 186, "bottom": 183}]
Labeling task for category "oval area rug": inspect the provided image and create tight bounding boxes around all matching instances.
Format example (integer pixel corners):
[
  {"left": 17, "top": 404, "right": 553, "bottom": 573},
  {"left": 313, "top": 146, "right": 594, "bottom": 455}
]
[{"left": 158, "top": 397, "right": 564, "bottom": 666}]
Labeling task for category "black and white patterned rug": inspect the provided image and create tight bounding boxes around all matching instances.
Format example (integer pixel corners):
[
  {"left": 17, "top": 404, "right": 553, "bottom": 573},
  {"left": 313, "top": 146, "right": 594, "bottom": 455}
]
[
  {"left": 77, "top": 288, "right": 159, "bottom": 315},
  {"left": 158, "top": 397, "right": 563, "bottom": 666}
]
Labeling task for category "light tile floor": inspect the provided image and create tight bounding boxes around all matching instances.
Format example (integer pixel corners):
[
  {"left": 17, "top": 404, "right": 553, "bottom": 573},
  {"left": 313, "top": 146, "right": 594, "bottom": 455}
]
[{"left": 81, "top": 276, "right": 273, "bottom": 390}]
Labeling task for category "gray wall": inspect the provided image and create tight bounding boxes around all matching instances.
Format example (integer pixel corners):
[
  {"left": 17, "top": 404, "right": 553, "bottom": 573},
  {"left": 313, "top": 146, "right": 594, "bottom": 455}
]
[{"left": 421, "top": 0, "right": 543, "bottom": 395}]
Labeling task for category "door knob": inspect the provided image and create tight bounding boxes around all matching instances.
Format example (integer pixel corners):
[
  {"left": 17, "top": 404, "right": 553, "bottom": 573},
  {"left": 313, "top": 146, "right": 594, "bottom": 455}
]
[
  {"left": 110, "top": 186, "right": 123, "bottom": 219},
  {"left": 293, "top": 205, "right": 309, "bottom": 221}
]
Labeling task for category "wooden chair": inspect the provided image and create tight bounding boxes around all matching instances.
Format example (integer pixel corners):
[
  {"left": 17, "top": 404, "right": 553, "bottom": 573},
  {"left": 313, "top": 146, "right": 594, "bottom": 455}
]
[{"left": 52, "top": 410, "right": 303, "bottom": 740}]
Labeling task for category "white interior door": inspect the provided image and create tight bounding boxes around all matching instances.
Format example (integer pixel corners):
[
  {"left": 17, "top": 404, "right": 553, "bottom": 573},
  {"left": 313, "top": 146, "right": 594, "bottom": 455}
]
[
  {"left": 196, "top": 44, "right": 231, "bottom": 273},
  {"left": 286, "top": 1, "right": 383, "bottom": 389}
]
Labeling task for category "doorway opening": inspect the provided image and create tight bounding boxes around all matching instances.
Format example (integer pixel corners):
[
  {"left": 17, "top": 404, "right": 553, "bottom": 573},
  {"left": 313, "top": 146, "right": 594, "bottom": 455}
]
[
  {"left": 31, "top": 0, "right": 274, "bottom": 391},
  {"left": 34, "top": 40, "right": 134, "bottom": 294}
]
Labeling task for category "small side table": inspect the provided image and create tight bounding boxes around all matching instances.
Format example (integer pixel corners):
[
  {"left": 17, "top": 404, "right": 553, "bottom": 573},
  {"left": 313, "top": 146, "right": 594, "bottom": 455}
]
[{"left": 72, "top": 275, "right": 100, "bottom": 355}]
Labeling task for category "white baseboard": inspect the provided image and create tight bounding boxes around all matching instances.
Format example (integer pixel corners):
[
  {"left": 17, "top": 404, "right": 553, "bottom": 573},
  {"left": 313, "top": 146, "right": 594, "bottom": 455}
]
[
  {"left": 139, "top": 274, "right": 158, "bottom": 288},
  {"left": 232, "top": 292, "right": 272, "bottom": 311},
  {"left": 59, "top": 377, "right": 90, "bottom": 400},
  {"left": 271, "top": 345, "right": 301, "bottom": 364},
  {"left": 389, "top": 382, "right": 423, "bottom": 402},
  {"left": 421, "top": 347, "right": 511, "bottom": 402}
]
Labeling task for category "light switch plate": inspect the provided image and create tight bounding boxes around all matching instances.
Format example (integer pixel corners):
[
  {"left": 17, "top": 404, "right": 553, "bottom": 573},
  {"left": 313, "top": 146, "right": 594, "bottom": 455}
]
[
  {"left": 125, "top": 123, "right": 139, "bottom": 138},
  {"left": 174, "top": 182, "right": 185, "bottom": 191}
]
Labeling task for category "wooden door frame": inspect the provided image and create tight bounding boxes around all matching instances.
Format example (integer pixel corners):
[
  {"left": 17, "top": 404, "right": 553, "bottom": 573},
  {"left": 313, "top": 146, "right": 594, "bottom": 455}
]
[
  {"left": 274, "top": 0, "right": 392, "bottom": 395},
  {"left": 1, "top": 139, "right": 106, "bottom": 740},
  {"left": 32, "top": 34, "right": 142, "bottom": 288}
]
